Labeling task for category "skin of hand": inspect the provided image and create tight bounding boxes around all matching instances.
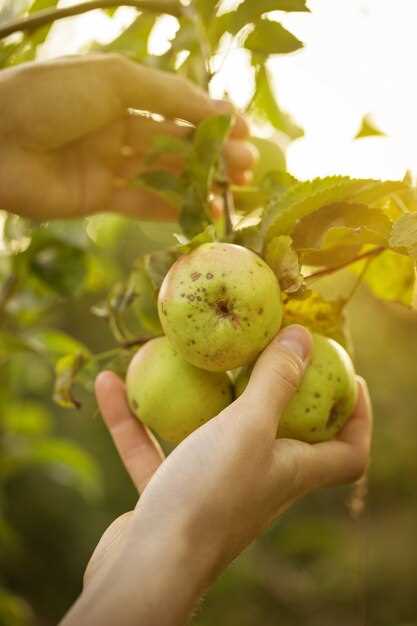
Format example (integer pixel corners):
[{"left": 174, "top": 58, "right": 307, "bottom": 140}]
[
  {"left": 61, "top": 325, "right": 372, "bottom": 626},
  {"left": 0, "top": 53, "right": 255, "bottom": 220}
]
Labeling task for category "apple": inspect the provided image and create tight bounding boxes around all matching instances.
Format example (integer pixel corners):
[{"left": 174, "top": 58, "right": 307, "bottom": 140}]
[
  {"left": 126, "top": 337, "right": 233, "bottom": 443},
  {"left": 234, "top": 333, "right": 357, "bottom": 443},
  {"left": 158, "top": 243, "right": 282, "bottom": 372}
]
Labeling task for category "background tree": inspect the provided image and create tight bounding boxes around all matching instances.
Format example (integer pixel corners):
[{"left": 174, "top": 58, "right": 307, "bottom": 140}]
[{"left": 0, "top": 1, "right": 417, "bottom": 625}]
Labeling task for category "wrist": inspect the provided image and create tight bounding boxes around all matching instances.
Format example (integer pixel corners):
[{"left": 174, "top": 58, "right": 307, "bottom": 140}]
[{"left": 63, "top": 508, "right": 223, "bottom": 626}]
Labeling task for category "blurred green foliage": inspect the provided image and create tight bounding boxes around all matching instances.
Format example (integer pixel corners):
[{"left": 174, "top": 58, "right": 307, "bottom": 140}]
[{"left": 0, "top": 1, "right": 417, "bottom": 625}]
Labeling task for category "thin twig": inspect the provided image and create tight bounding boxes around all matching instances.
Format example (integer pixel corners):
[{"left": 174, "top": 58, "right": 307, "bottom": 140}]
[
  {"left": 305, "top": 246, "right": 386, "bottom": 284},
  {"left": 0, "top": 0, "right": 182, "bottom": 40}
]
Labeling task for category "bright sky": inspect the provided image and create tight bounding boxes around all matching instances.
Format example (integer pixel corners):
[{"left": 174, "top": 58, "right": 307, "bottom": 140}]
[{"left": 37, "top": 0, "right": 417, "bottom": 181}]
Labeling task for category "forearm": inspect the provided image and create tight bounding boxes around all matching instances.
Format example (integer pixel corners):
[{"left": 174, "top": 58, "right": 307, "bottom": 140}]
[{"left": 61, "top": 513, "right": 221, "bottom": 626}]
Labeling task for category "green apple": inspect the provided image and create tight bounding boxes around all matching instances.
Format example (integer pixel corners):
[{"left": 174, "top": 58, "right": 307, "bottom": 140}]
[
  {"left": 235, "top": 333, "right": 357, "bottom": 443},
  {"left": 158, "top": 243, "right": 283, "bottom": 372},
  {"left": 126, "top": 337, "right": 233, "bottom": 443}
]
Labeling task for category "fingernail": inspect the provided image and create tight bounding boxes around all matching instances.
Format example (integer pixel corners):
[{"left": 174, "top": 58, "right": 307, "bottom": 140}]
[{"left": 278, "top": 325, "right": 312, "bottom": 362}]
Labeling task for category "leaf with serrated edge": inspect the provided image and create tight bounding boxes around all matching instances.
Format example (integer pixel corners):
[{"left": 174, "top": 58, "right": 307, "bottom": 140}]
[{"left": 263, "top": 176, "right": 407, "bottom": 242}]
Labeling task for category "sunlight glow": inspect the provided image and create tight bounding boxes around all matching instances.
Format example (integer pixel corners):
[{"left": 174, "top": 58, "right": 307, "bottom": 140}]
[{"left": 39, "top": 0, "right": 417, "bottom": 181}]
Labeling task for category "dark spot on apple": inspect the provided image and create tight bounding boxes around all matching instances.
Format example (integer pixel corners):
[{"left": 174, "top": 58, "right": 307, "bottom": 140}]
[
  {"left": 191, "top": 272, "right": 202, "bottom": 281},
  {"left": 258, "top": 307, "right": 264, "bottom": 315},
  {"left": 311, "top": 427, "right": 317, "bottom": 432},
  {"left": 314, "top": 392, "right": 321, "bottom": 398},
  {"left": 181, "top": 293, "right": 185, "bottom": 297},
  {"left": 197, "top": 296, "right": 202, "bottom": 301},
  {"left": 326, "top": 404, "right": 340, "bottom": 428},
  {"left": 191, "top": 339, "right": 196, "bottom": 345},
  {"left": 187, "top": 314, "right": 192, "bottom": 319},
  {"left": 306, "top": 408, "right": 310, "bottom": 413},
  {"left": 216, "top": 300, "right": 230, "bottom": 317},
  {"left": 206, "top": 273, "right": 214, "bottom": 279},
  {"left": 187, "top": 294, "right": 195, "bottom": 302},
  {"left": 131, "top": 398, "right": 139, "bottom": 411}
]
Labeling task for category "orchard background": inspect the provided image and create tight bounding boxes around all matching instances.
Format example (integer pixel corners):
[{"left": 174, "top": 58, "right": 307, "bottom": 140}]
[{"left": 1, "top": 1, "right": 417, "bottom": 625}]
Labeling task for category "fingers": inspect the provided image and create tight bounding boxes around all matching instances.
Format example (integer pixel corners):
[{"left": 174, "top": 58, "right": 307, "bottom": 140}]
[
  {"left": 124, "top": 114, "right": 257, "bottom": 180},
  {"left": 114, "top": 55, "right": 248, "bottom": 137},
  {"left": 84, "top": 512, "right": 133, "bottom": 589},
  {"left": 95, "top": 372, "right": 164, "bottom": 492},
  {"left": 238, "top": 326, "right": 313, "bottom": 432},
  {"left": 287, "top": 378, "right": 373, "bottom": 491},
  {"left": 107, "top": 184, "right": 180, "bottom": 221}
]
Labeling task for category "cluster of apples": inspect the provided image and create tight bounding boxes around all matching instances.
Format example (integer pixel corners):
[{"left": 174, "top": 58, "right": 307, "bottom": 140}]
[{"left": 126, "top": 243, "right": 357, "bottom": 444}]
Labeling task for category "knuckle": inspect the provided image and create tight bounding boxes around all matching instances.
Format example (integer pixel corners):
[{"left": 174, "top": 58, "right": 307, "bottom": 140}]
[{"left": 270, "top": 349, "right": 304, "bottom": 393}]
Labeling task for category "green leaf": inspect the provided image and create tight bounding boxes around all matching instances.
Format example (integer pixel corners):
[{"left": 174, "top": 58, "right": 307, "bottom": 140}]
[
  {"left": 263, "top": 176, "right": 408, "bottom": 242},
  {"left": 174, "top": 224, "right": 217, "bottom": 254},
  {"left": 22, "top": 231, "right": 89, "bottom": 297},
  {"left": 249, "top": 136, "right": 286, "bottom": 182},
  {"left": 353, "top": 250, "right": 416, "bottom": 307},
  {"left": 245, "top": 19, "right": 303, "bottom": 55},
  {"left": 282, "top": 291, "right": 349, "bottom": 349},
  {"left": 355, "top": 114, "right": 385, "bottom": 139},
  {"left": 212, "top": 0, "right": 309, "bottom": 41},
  {"left": 180, "top": 114, "right": 233, "bottom": 237},
  {"left": 145, "top": 133, "right": 192, "bottom": 167},
  {"left": 29, "top": 0, "right": 58, "bottom": 12},
  {"left": 390, "top": 213, "right": 417, "bottom": 257},
  {"left": 27, "top": 438, "right": 102, "bottom": 500},
  {"left": 144, "top": 248, "right": 179, "bottom": 289},
  {"left": 0, "top": 588, "right": 32, "bottom": 626},
  {"left": 264, "top": 235, "right": 304, "bottom": 293},
  {"left": 193, "top": 0, "right": 220, "bottom": 24},
  {"left": 136, "top": 170, "right": 185, "bottom": 209},
  {"left": 54, "top": 353, "right": 89, "bottom": 409},
  {"left": 292, "top": 202, "right": 392, "bottom": 266},
  {"left": 98, "top": 13, "right": 156, "bottom": 61},
  {"left": 1, "top": 402, "right": 52, "bottom": 437},
  {"left": 28, "top": 329, "right": 91, "bottom": 363},
  {"left": 249, "top": 65, "right": 303, "bottom": 139}
]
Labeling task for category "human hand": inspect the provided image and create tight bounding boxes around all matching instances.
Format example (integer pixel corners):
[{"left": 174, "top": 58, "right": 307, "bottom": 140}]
[
  {"left": 0, "top": 54, "right": 254, "bottom": 220},
  {"left": 64, "top": 326, "right": 372, "bottom": 626}
]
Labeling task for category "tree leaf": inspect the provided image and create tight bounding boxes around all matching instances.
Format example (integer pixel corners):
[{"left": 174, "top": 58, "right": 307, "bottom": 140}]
[
  {"left": 135, "top": 170, "right": 185, "bottom": 209},
  {"left": 249, "top": 65, "right": 303, "bottom": 139},
  {"left": 212, "top": 0, "right": 309, "bottom": 41},
  {"left": 27, "top": 329, "right": 90, "bottom": 363},
  {"left": 390, "top": 213, "right": 417, "bottom": 257},
  {"left": 245, "top": 19, "right": 303, "bottom": 55},
  {"left": 26, "top": 438, "right": 102, "bottom": 501},
  {"left": 355, "top": 114, "right": 385, "bottom": 139},
  {"left": 174, "top": 224, "right": 217, "bottom": 254},
  {"left": 97, "top": 13, "right": 156, "bottom": 61},
  {"left": 1, "top": 402, "right": 52, "bottom": 437},
  {"left": 353, "top": 249, "right": 416, "bottom": 307},
  {"left": 145, "top": 133, "right": 192, "bottom": 167},
  {"left": 249, "top": 136, "right": 286, "bottom": 183},
  {"left": 180, "top": 114, "right": 233, "bottom": 237},
  {"left": 282, "top": 290, "right": 349, "bottom": 349},
  {"left": 291, "top": 202, "right": 392, "bottom": 266},
  {"left": 53, "top": 353, "right": 89, "bottom": 409},
  {"left": 144, "top": 248, "right": 179, "bottom": 290},
  {"left": 21, "top": 231, "right": 89, "bottom": 297},
  {"left": 263, "top": 176, "right": 408, "bottom": 242},
  {"left": 264, "top": 235, "right": 304, "bottom": 293}
]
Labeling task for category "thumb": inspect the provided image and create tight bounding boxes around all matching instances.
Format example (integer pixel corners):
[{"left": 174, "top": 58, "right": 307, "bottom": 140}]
[{"left": 240, "top": 325, "right": 312, "bottom": 432}]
